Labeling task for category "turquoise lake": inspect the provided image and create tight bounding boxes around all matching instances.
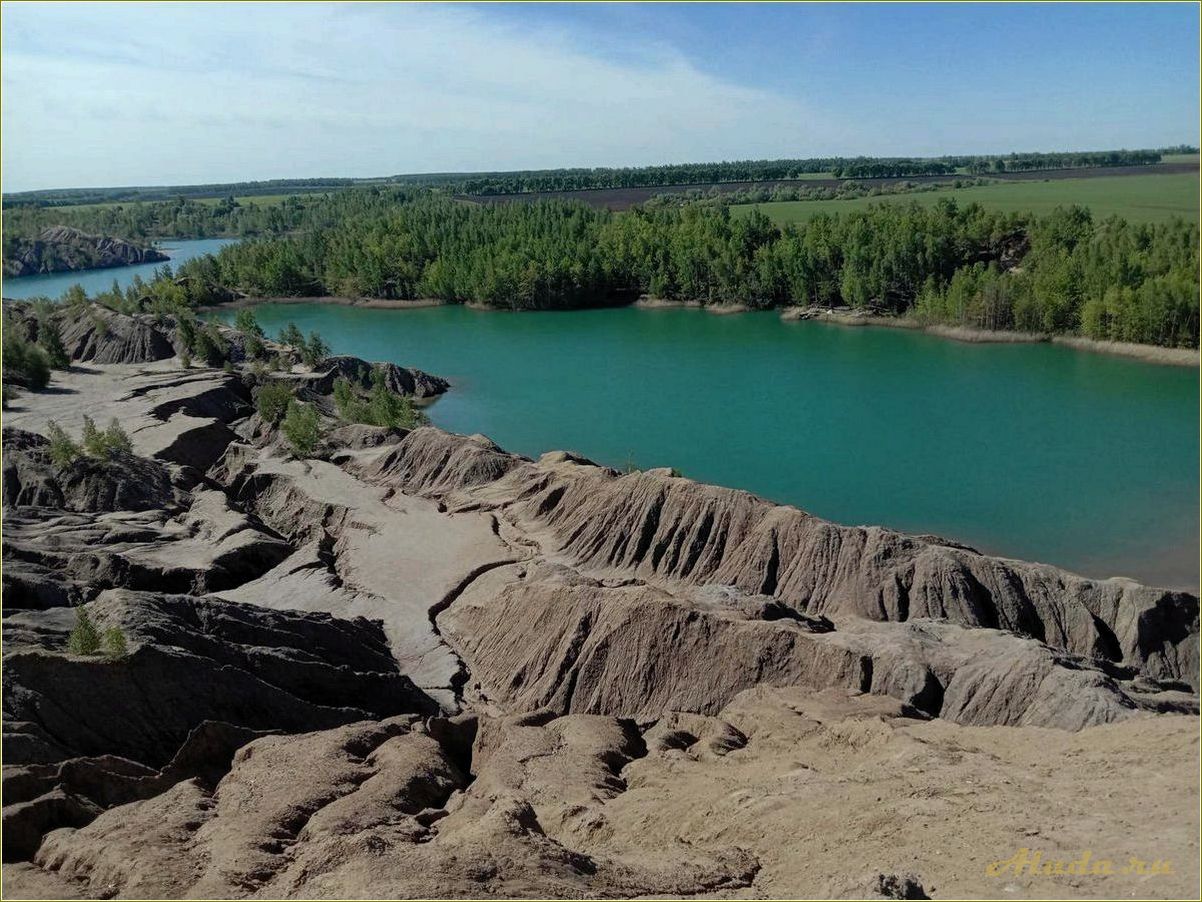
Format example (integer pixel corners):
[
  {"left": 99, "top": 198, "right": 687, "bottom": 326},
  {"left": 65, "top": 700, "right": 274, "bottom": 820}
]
[
  {"left": 1, "top": 238, "right": 236, "bottom": 300},
  {"left": 231, "top": 303, "right": 1197, "bottom": 589}
]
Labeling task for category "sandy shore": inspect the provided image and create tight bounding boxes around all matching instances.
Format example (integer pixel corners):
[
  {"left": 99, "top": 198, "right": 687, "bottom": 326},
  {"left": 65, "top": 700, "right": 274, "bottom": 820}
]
[
  {"left": 633, "top": 297, "right": 749, "bottom": 314},
  {"left": 1051, "top": 335, "right": 1200, "bottom": 366},
  {"left": 781, "top": 306, "right": 1200, "bottom": 366}
]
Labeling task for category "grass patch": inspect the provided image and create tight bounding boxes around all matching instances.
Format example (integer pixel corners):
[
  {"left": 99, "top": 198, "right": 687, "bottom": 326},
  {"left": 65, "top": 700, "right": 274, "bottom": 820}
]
[{"left": 733, "top": 172, "right": 1200, "bottom": 225}]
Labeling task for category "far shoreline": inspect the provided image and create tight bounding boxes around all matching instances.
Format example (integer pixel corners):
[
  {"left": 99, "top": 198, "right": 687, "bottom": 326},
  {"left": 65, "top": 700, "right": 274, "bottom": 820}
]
[{"left": 201, "top": 294, "right": 1201, "bottom": 367}]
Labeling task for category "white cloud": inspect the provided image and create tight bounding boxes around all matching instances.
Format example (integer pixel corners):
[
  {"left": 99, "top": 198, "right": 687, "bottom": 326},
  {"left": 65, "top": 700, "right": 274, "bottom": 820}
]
[{"left": 1, "top": 2, "right": 846, "bottom": 190}]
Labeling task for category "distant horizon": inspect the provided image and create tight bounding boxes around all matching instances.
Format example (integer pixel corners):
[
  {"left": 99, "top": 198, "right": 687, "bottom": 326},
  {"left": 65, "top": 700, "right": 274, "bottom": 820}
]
[
  {"left": 2, "top": 2, "right": 1198, "bottom": 194},
  {"left": 4, "top": 142, "right": 1198, "bottom": 198}
]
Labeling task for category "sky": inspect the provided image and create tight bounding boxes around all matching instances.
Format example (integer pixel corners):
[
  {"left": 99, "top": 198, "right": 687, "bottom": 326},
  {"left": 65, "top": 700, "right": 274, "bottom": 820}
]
[{"left": 2, "top": 1, "right": 1198, "bottom": 192}]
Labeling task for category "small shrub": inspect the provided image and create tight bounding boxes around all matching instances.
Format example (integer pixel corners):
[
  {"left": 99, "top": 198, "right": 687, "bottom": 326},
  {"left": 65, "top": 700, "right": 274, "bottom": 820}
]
[
  {"left": 2, "top": 323, "right": 52, "bottom": 390},
  {"left": 102, "top": 418, "right": 133, "bottom": 455},
  {"left": 333, "top": 368, "right": 427, "bottom": 430},
  {"left": 46, "top": 420, "right": 82, "bottom": 467},
  {"left": 81, "top": 414, "right": 104, "bottom": 457},
  {"left": 180, "top": 350, "right": 192, "bottom": 368},
  {"left": 101, "top": 627, "right": 129, "bottom": 658},
  {"left": 281, "top": 400, "right": 322, "bottom": 457},
  {"left": 63, "top": 284, "right": 89, "bottom": 309},
  {"left": 67, "top": 607, "right": 101, "bottom": 655},
  {"left": 278, "top": 323, "right": 304, "bottom": 348},
  {"left": 300, "top": 331, "right": 329, "bottom": 368},
  {"left": 176, "top": 313, "right": 198, "bottom": 351},
  {"left": 233, "top": 308, "right": 265, "bottom": 338},
  {"left": 244, "top": 332, "right": 265, "bottom": 359},
  {"left": 255, "top": 380, "right": 294, "bottom": 424},
  {"left": 235, "top": 310, "right": 266, "bottom": 359},
  {"left": 193, "top": 323, "right": 228, "bottom": 367},
  {"left": 80, "top": 416, "right": 132, "bottom": 458},
  {"left": 36, "top": 317, "right": 70, "bottom": 369}
]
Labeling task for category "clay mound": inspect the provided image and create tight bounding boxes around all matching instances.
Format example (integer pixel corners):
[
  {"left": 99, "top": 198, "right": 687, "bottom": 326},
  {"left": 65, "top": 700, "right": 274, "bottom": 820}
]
[
  {"left": 55, "top": 306, "right": 176, "bottom": 364},
  {"left": 364, "top": 426, "right": 526, "bottom": 497},
  {"left": 468, "top": 455, "right": 1197, "bottom": 689},
  {"left": 306, "top": 355, "right": 450, "bottom": 399},
  {"left": 351, "top": 430, "right": 1198, "bottom": 689},
  {"left": 2, "top": 428, "right": 176, "bottom": 513},
  {"left": 440, "top": 562, "right": 1185, "bottom": 730}
]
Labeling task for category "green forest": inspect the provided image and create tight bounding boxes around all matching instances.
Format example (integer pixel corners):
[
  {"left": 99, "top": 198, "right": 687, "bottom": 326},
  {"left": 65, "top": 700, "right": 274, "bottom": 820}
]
[
  {"left": 53, "top": 186, "right": 1199, "bottom": 349},
  {"left": 1, "top": 193, "right": 319, "bottom": 246}
]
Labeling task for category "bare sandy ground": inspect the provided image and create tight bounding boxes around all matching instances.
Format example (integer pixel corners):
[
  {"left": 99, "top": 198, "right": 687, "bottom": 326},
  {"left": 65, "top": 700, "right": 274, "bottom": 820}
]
[
  {"left": 215, "top": 449, "right": 513, "bottom": 702},
  {"left": 598, "top": 688, "right": 1200, "bottom": 900},
  {"left": 1, "top": 360, "right": 239, "bottom": 458}
]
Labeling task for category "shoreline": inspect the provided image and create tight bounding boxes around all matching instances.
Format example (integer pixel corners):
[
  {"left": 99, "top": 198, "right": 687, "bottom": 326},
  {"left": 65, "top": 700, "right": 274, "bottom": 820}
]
[
  {"left": 199, "top": 294, "right": 450, "bottom": 311},
  {"left": 203, "top": 294, "right": 1200, "bottom": 367},
  {"left": 780, "top": 305, "right": 1200, "bottom": 366}
]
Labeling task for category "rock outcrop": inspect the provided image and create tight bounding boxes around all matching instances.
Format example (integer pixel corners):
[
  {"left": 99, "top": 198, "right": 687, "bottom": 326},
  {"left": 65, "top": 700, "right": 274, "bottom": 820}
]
[
  {"left": 306, "top": 355, "right": 450, "bottom": 399},
  {"left": 3, "top": 226, "right": 169, "bottom": 278}
]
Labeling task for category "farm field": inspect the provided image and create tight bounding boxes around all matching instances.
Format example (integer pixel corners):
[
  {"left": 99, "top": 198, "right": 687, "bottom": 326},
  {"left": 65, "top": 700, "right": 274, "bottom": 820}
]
[
  {"left": 457, "top": 161, "right": 1198, "bottom": 212},
  {"left": 732, "top": 171, "right": 1200, "bottom": 225},
  {"left": 44, "top": 192, "right": 309, "bottom": 213}
]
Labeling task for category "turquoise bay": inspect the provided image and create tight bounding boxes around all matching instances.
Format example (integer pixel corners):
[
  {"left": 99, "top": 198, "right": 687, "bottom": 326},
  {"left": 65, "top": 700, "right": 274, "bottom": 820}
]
[
  {"left": 1, "top": 238, "right": 236, "bottom": 300},
  {"left": 224, "top": 304, "right": 1199, "bottom": 590}
]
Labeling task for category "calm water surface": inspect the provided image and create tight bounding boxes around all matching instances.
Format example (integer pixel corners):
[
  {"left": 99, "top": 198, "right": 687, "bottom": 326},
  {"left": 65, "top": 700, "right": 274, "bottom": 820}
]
[
  {"left": 1, "top": 238, "right": 236, "bottom": 300},
  {"left": 227, "top": 304, "right": 1199, "bottom": 589}
]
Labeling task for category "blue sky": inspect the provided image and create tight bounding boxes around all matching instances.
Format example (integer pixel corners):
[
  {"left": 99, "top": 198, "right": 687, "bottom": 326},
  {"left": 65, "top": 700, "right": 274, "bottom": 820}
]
[{"left": 2, "top": 1, "right": 1198, "bottom": 191}]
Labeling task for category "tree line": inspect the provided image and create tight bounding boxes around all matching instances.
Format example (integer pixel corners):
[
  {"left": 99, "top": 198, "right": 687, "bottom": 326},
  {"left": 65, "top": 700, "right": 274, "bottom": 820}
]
[
  {"left": 8, "top": 147, "right": 1180, "bottom": 215},
  {"left": 964, "top": 149, "right": 1164, "bottom": 174},
  {"left": 444, "top": 150, "right": 1172, "bottom": 194},
  {"left": 61, "top": 188, "right": 1196, "bottom": 349}
]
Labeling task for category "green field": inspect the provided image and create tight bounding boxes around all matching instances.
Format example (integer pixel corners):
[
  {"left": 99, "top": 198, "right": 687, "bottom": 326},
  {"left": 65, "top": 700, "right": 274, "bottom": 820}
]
[
  {"left": 732, "top": 172, "right": 1200, "bottom": 225},
  {"left": 53, "top": 192, "right": 302, "bottom": 212}
]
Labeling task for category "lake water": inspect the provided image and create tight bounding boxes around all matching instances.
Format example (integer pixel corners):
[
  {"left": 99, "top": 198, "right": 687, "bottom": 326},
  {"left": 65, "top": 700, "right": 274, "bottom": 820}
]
[
  {"left": 1, "top": 238, "right": 236, "bottom": 300},
  {"left": 222, "top": 303, "right": 1200, "bottom": 589}
]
